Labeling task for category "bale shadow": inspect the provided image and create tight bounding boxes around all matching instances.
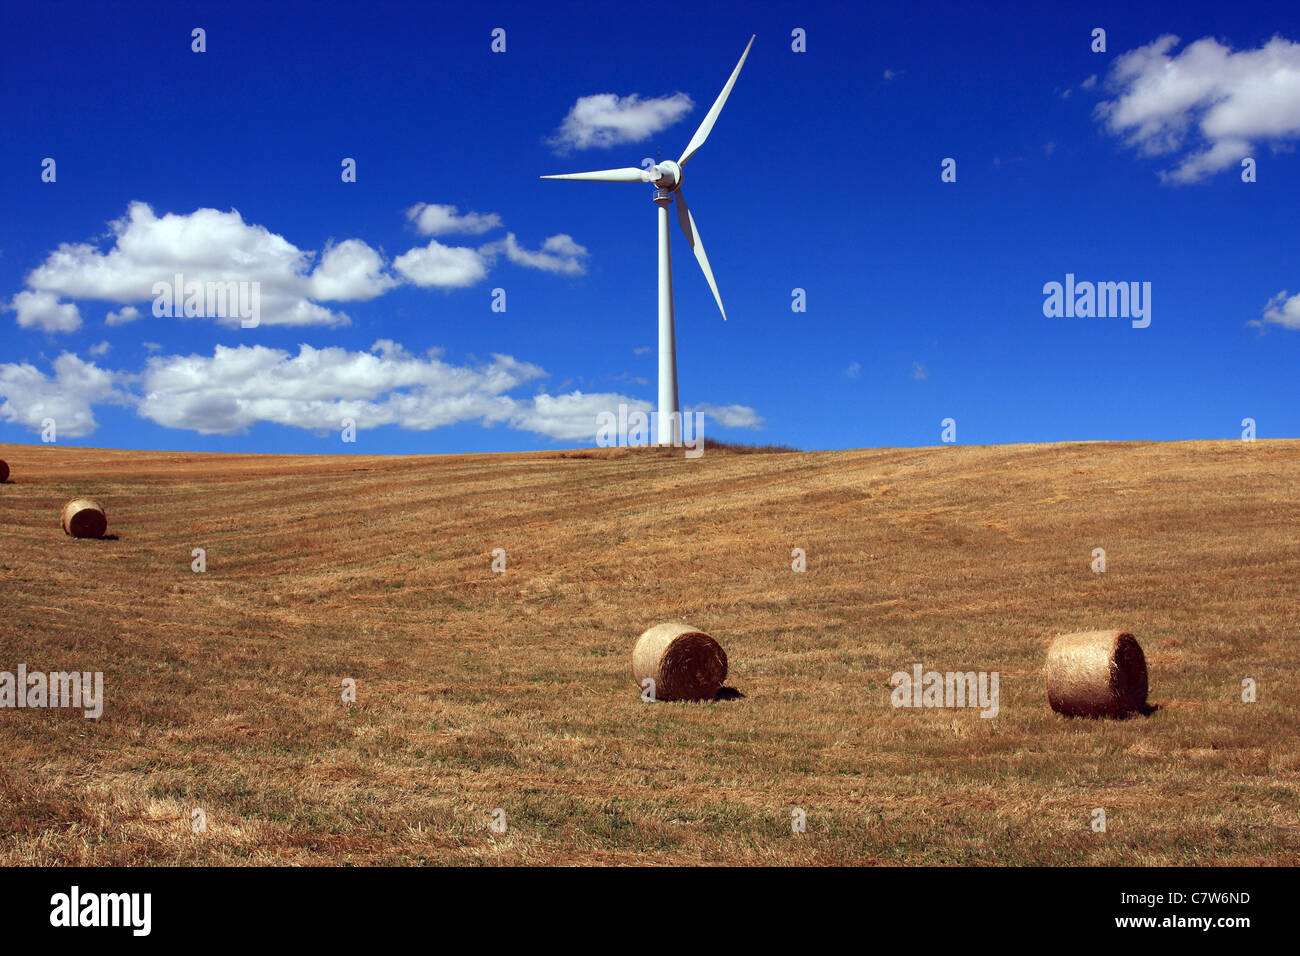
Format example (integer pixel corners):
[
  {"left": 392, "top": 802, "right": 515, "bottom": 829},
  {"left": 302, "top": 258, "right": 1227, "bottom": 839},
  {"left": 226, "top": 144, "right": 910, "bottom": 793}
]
[
  {"left": 1063, "top": 702, "right": 1160, "bottom": 720},
  {"left": 713, "top": 686, "right": 745, "bottom": 701}
]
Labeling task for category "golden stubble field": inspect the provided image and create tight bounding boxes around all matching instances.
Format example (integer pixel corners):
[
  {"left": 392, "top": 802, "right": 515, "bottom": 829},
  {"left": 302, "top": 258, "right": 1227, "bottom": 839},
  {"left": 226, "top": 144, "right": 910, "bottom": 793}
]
[{"left": 0, "top": 439, "right": 1297, "bottom": 865}]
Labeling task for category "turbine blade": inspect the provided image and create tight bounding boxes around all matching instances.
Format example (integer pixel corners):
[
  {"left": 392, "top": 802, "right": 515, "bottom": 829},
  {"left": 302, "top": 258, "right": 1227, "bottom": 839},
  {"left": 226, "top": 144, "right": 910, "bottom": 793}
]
[
  {"left": 675, "top": 190, "right": 727, "bottom": 321},
  {"left": 678, "top": 35, "right": 755, "bottom": 167},
  {"left": 539, "top": 167, "right": 650, "bottom": 182}
]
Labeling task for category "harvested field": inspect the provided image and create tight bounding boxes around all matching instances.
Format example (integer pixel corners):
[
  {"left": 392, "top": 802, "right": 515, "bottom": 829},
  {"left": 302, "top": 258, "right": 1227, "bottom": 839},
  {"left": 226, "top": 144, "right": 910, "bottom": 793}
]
[{"left": 0, "top": 439, "right": 1296, "bottom": 865}]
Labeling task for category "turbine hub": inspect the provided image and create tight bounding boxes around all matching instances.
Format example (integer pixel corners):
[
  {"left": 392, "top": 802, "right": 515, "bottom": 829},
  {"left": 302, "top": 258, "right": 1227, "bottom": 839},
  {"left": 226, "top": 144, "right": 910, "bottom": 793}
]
[{"left": 652, "top": 160, "right": 682, "bottom": 191}]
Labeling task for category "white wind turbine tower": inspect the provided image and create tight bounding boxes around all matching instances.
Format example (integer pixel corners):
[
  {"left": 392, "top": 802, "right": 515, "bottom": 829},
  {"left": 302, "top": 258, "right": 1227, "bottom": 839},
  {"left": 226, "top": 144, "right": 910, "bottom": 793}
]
[{"left": 542, "top": 35, "right": 755, "bottom": 446}]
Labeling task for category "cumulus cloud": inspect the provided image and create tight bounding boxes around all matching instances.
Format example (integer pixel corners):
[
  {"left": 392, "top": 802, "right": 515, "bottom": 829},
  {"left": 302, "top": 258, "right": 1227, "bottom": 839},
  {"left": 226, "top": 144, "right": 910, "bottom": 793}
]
[
  {"left": 105, "top": 305, "right": 141, "bottom": 326},
  {"left": 393, "top": 239, "right": 490, "bottom": 288},
  {"left": 0, "top": 341, "right": 762, "bottom": 444},
  {"left": 7, "top": 290, "right": 82, "bottom": 332},
  {"left": 308, "top": 239, "right": 401, "bottom": 301},
  {"left": 10, "top": 203, "right": 589, "bottom": 332},
  {"left": 134, "top": 344, "right": 701, "bottom": 442},
  {"left": 405, "top": 203, "right": 502, "bottom": 236},
  {"left": 1095, "top": 34, "right": 1300, "bottom": 182},
  {"left": 16, "top": 202, "right": 383, "bottom": 327},
  {"left": 688, "top": 402, "right": 764, "bottom": 429},
  {"left": 134, "top": 342, "right": 540, "bottom": 434},
  {"left": 482, "top": 233, "right": 588, "bottom": 275},
  {"left": 508, "top": 392, "right": 652, "bottom": 440},
  {"left": 1251, "top": 290, "right": 1300, "bottom": 330},
  {"left": 0, "top": 353, "right": 132, "bottom": 437},
  {"left": 548, "top": 92, "right": 693, "bottom": 152}
]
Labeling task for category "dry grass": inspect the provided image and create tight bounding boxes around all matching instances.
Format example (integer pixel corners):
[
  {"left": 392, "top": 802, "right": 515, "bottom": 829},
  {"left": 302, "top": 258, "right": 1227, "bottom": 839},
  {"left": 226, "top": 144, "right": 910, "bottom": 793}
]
[{"left": 0, "top": 438, "right": 1296, "bottom": 866}]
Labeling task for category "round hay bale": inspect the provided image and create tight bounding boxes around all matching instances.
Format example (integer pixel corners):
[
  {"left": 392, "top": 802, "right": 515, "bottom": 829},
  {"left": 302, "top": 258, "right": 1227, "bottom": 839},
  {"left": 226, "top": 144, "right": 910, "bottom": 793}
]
[
  {"left": 632, "top": 622, "right": 728, "bottom": 701},
  {"left": 61, "top": 498, "right": 107, "bottom": 539},
  {"left": 1046, "top": 630, "right": 1148, "bottom": 717},
  {"left": 0, "top": 459, "right": 8, "bottom": 482}
]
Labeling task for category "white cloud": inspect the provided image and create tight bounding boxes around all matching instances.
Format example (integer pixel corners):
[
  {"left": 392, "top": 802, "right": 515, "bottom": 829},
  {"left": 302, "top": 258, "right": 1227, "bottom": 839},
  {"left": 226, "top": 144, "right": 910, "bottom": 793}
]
[
  {"left": 392, "top": 239, "right": 489, "bottom": 288},
  {"left": 548, "top": 92, "right": 693, "bottom": 152},
  {"left": 137, "top": 342, "right": 654, "bottom": 442},
  {"left": 141, "top": 341, "right": 162, "bottom": 351},
  {"left": 11, "top": 203, "right": 586, "bottom": 333},
  {"left": 482, "top": 233, "right": 588, "bottom": 275},
  {"left": 1096, "top": 34, "right": 1300, "bottom": 182},
  {"left": 1, "top": 341, "right": 760, "bottom": 444},
  {"left": 88, "top": 341, "right": 111, "bottom": 357},
  {"left": 883, "top": 69, "right": 896, "bottom": 81},
  {"left": 405, "top": 203, "right": 502, "bottom": 236},
  {"left": 135, "top": 342, "right": 538, "bottom": 434},
  {"left": 134, "top": 343, "right": 665, "bottom": 441},
  {"left": 688, "top": 402, "right": 764, "bottom": 429},
  {"left": 508, "top": 392, "right": 651, "bottom": 440},
  {"left": 911, "top": 361, "right": 928, "bottom": 381},
  {"left": 8, "top": 290, "right": 81, "bottom": 332},
  {"left": 308, "top": 239, "right": 401, "bottom": 301},
  {"left": 633, "top": 346, "right": 652, "bottom": 356},
  {"left": 1252, "top": 289, "right": 1300, "bottom": 330},
  {"left": 105, "top": 305, "right": 141, "bottom": 326},
  {"left": 845, "top": 361, "right": 861, "bottom": 379},
  {"left": 1061, "top": 73, "right": 1098, "bottom": 100},
  {"left": 15, "top": 202, "right": 397, "bottom": 328},
  {"left": 0, "top": 353, "right": 131, "bottom": 437}
]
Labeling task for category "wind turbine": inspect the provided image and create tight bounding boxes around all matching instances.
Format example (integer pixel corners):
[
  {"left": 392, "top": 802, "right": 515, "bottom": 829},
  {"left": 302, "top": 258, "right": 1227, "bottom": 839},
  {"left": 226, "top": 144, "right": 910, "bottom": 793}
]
[{"left": 542, "top": 35, "right": 755, "bottom": 446}]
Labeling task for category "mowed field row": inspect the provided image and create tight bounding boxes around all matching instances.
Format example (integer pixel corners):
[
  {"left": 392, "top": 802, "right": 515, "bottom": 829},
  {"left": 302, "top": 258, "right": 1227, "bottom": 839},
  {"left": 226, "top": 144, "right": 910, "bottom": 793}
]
[{"left": 1, "top": 439, "right": 1297, "bottom": 864}]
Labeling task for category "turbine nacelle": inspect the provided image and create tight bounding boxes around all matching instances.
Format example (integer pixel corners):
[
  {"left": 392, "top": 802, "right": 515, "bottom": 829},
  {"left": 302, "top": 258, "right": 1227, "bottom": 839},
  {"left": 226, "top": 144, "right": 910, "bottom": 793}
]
[{"left": 650, "top": 160, "right": 681, "bottom": 192}]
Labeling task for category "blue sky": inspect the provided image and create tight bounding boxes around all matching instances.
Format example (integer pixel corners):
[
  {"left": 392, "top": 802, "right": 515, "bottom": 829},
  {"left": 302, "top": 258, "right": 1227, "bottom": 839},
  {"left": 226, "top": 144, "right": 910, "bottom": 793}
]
[{"left": 2, "top": 0, "right": 1298, "bottom": 454}]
